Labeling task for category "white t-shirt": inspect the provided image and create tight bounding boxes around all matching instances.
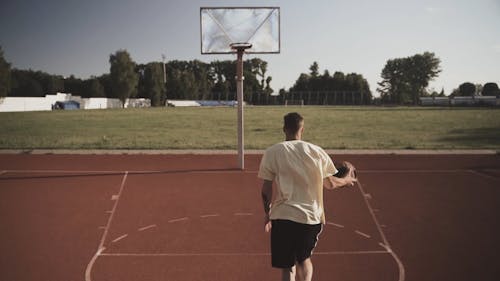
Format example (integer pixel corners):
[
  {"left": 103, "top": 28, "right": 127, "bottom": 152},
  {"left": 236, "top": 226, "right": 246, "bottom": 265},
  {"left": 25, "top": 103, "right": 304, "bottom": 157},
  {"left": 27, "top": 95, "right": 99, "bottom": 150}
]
[{"left": 258, "top": 140, "right": 337, "bottom": 224}]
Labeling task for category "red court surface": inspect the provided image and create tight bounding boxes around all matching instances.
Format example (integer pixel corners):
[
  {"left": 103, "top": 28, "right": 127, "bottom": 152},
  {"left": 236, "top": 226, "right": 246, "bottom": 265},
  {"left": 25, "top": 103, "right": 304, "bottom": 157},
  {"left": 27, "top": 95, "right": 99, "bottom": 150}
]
[{"left": 0, "top": 153, "right": 499, "bottom": 281}]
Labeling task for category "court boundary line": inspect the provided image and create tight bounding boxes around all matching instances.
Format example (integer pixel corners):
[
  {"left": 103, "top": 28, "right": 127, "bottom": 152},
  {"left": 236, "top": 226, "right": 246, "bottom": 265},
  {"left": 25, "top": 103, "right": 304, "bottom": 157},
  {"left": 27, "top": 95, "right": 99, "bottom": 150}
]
[
  {"left": 356, "top": 179, "right": 406, "bottom": 281},
  {"left": 85, "top": 171, "right": 128, "bottom": 281},
  {"left": 4, "top": 168, "right": 499, "bottom": 174},
  {"left": 98, "top": 172, "right": 128, "bottom": 250},
  {"left": 99, "top": 250, "right": 390, "bottom": 257},
  {"left": 466, "top": 169, "right": 500, "bottom": 181},
  {"left": 2, "top": 169, "right": 247, "bottom": 175}
]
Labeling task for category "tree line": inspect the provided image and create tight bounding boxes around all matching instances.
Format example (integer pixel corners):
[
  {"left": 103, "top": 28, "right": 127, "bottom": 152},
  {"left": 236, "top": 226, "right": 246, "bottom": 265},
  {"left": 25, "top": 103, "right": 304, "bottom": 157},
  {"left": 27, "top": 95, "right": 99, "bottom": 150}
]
[
  {"left": 450, "top": 82, "right": 500, "bottom": 97},
  {"left": 279, "top": 62, "right": 373, "bottom": 105},
  {"left": 377, "top": 51, "right": 499, "bottom": 104},
  {"left": 0, "top": 48, "right": 274, "bottom": 106},
  {"left": 1, "top": 46, "right": 499, "bottom": 105}
]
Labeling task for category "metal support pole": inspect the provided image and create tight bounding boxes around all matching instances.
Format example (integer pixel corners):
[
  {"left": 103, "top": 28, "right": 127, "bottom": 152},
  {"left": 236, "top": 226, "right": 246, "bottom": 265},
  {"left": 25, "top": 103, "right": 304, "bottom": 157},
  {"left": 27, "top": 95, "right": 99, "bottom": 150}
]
[{"left": 236, "top": 49, "right": 245, "bottom": 170}]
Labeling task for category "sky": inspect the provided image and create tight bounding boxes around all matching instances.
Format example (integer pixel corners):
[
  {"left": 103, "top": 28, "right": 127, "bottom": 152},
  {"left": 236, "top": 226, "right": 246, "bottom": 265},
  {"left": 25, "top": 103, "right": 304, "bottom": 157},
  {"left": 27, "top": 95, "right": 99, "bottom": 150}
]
[{"left": 1, "top": 0, "right": 499, "bottom": 96}]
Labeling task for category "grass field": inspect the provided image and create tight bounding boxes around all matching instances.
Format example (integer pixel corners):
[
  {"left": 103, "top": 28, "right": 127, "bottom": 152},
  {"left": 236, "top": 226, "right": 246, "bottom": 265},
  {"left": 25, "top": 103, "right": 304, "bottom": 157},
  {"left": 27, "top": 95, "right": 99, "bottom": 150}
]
[{"left": 1, "top": 106, "right": 500, "bottom": 150}]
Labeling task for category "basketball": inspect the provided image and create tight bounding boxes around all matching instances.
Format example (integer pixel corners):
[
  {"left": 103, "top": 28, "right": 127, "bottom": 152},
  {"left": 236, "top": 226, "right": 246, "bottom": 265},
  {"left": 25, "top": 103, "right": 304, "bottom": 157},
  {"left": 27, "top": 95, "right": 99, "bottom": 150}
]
[{"left": 334, "top": 161, "right": 357, "bottom": 178}]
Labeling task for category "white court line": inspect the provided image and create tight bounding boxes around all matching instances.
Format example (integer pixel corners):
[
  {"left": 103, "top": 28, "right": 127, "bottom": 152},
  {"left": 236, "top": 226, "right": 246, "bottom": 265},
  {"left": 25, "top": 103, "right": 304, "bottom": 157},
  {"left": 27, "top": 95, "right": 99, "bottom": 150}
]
[
  {"left": 326, "top": 222, "right": 345, "bottom": 228},
  {"left": 98, "top": 171, "right": 128, "bottom": 249},
  {"left": 356, "top": 180, "right": 389, "bottom": 247},
  {"left": 360, "top": 169, "right": 467, "bottom": 174},
  {"left": 234, "top": 212, "right": 253, "bottom": 216},
  {"left": 355, "top": 230, "right": 371, "bottom": 239},
  {"left": 356, "top": 179, "right": 405, "bottom": 281},
  {"left": 315, "top": 250, "right": 388, "bottom": 255},
  {"left": 100, "top": 250, "right": 390, "bottom": 257},
  {"left": 200, "top": 214, "right": 220, "bottom": 218},
  {"left": 111, "top": 234, "right": 128, "bottom": 243},
  {"left": 85, "top": 247, "right": 105, "bottom": 281},
  {"left": 85, "top": 171, "right": 128, "bottom": 281},
  {"left": 379, "top": 243, "right": 406, "bottom": 281},
  {"left": 4, "top": 169, "right": 126, "bottom": 174},
  {"left": 466, "top": 169, "right": 499, "bottom": 181},
  {"left": 3, "top": 169, "right": 258, "bottom": 174},
  {"left": 3, "top": 168, "right": 489, "bottom": 176},
  {"left": 168, "top": 217, "right": 189, "bottom": 223},
  {"left": 138, "top": 224, "right": 157, "bottom": 232}
]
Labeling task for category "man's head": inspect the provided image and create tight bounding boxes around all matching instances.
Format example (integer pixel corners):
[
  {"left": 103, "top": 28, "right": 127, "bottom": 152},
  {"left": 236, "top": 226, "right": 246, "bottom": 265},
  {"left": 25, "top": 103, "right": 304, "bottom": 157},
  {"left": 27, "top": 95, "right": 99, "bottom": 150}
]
[{"left": 283, "top": 112, "right": 304, "bottom": 140}]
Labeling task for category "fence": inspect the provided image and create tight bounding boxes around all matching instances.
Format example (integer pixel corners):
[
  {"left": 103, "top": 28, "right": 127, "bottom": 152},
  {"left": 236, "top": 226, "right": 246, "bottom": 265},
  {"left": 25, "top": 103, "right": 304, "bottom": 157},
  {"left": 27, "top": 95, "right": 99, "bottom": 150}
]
[
  {"left": 282, "top": 91, "right": 370, "bottom": 105},
  {"left": 420, "top": 96, "right": 499, "bottom": 106}
]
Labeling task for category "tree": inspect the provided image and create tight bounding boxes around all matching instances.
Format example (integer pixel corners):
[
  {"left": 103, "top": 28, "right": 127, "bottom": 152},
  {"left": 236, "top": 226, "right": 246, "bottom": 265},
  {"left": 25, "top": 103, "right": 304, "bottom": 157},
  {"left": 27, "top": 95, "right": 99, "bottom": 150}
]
[
  {"left": 109, "top": 50, "right": 139, "bottom": 107},
  {"left": 192, "top": 60, "right": 211, "bottom": 100},
  {"left": 0, "top": 46, "right": 11, "bottom": 97},
  {"left": 287, "top": 65, "right": 372, "bottom": 105},
  {"left": 458, "top": 82, "right": 476, "bottom": 96},
  {"left": 83, "top": 78, "right": 105, "bottom": 98},
  {"left": 482, "top": 82, "right": 500, "bottom": 96},
  {"left": 439, "top": 88, "right": 445, "bottom": 97},
  {"left": 64, "top": 75, "right": 84, "bottom": 95},
  {"left": 48, "top": 75, "right": 64, "bottom": 93},
  {"left": 142, "top": 62, "right": 166, "bottom": 106},
  {"left": 309, "top": 62, "right": 319, "bottom": 77},
  {"left": 407, "top": 52, "right": 441, "bottom": 104},
  {"left": 377, "top": 52, "right": 441, "bottom": 104},
  {"left": 10, "top": 69, "right": 44, "bottom": 97},
  {"left": 247, "top": 58, "right": 272, "bottom": 104},
  {"left": 209, "top": 60, "right": 231, "bottom": 101},
  {"left": 97, "top": 74, "right": 113, "bottom": 98}
]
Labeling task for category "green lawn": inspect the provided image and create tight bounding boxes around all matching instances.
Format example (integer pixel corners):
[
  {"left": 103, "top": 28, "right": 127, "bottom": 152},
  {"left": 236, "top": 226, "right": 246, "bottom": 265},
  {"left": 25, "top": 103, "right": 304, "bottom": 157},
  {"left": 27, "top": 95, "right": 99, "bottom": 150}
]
[{"left": 1, "top": 106, "right": 499, "bottom": 150}]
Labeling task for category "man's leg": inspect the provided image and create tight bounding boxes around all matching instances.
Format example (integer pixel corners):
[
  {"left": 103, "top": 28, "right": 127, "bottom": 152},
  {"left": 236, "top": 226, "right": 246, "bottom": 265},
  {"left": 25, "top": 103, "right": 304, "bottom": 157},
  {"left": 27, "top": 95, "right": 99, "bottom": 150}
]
[
  {"left": 295, "top": 258, "right": 313, "bottom": 281},
  {"left": 295, "top": 222, "right": 321, "bottom": 281},
  {"left": 281, "top": 266, "right": 296, "bottom": 281}
]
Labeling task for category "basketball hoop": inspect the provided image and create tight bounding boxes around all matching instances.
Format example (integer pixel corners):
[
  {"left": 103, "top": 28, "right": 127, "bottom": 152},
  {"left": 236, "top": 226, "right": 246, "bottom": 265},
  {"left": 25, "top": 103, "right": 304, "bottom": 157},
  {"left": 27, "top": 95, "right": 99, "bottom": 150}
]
[
  {"left": 230, "top": 43, "right": 253, "bottom": 51},
  {"left": 200, "top": 7, "right": 280, "bottom": 170}
]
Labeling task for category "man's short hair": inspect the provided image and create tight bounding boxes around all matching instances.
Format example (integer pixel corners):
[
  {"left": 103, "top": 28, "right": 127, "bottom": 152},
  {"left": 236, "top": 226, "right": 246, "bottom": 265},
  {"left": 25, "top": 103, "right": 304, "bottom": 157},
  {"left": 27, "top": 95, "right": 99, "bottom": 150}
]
[{"left": 283, "top": 112, "right": 304, "bottom": 134}]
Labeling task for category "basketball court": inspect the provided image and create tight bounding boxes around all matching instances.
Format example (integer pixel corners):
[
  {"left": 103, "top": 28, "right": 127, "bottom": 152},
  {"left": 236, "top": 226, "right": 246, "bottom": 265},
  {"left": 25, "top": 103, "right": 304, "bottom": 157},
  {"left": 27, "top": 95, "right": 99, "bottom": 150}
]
[
  {"left": 1, "top": 153, "right": 499, "bottom": 281},
  {"left": 2, "top": 6, "right": 499, "bottom": 281}
]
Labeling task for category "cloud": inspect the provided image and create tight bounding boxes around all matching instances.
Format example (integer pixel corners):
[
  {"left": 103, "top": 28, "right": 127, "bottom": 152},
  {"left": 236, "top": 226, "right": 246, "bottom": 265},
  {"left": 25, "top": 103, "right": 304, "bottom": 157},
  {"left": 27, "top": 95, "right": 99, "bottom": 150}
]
[{"left": 493, "top": 44, "right": 500, "bottom": 53}]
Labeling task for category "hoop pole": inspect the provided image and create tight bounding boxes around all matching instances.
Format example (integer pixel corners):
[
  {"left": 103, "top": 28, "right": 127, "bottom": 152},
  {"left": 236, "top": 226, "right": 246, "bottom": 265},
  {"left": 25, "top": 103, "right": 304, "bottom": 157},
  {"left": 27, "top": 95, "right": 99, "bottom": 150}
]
[{"left": 236, "top": 49, "right": 245, "bottom": 170}]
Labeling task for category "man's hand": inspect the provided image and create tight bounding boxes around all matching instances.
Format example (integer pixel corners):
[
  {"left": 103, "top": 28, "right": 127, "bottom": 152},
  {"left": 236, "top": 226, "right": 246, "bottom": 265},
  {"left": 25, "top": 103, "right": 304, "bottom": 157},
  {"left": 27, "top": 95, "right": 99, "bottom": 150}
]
[
  {"left": 264, "top": 214, "right": 272, "bottom": 233},
  {"left": 334, "top": 161, "right": 357, "bottom": 179},
  {"left": 324, "top": 161, "right": 358, "bottom": 190}
]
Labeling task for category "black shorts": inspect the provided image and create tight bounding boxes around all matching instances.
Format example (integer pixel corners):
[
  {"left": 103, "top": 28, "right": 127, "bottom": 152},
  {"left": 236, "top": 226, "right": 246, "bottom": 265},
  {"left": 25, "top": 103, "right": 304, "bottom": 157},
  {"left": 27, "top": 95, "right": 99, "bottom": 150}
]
[{"left": 271, "top": 219, "right": 323, "bottom": 268}]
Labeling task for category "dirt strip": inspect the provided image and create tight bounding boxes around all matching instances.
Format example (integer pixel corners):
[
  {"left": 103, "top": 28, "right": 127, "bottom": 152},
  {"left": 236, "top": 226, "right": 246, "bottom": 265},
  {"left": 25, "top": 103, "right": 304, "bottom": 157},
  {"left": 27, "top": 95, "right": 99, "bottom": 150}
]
[{"left": 1, "top": 149, "right": 498, "bottom": 155}]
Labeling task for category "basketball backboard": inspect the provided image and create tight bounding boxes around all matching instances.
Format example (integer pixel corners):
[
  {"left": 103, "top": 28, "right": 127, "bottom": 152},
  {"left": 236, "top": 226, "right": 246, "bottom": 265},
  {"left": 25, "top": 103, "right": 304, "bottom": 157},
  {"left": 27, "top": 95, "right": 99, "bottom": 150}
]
[{"left": 200, "top": 7, "right": 280, "bottom": 54}]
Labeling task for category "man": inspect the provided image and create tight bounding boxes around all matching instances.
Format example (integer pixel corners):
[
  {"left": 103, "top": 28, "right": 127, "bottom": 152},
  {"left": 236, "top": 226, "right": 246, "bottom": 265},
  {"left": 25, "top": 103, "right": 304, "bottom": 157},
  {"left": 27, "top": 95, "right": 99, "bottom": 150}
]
[{"left": 258, "top": 112, "right": 357, "bottom": 281}]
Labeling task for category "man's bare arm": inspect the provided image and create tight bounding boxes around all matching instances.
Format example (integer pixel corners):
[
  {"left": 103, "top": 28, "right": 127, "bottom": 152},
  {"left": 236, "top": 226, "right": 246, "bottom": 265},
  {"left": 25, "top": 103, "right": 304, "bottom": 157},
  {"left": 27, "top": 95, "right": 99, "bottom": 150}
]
[
  {"left": 323, "top": 174, "right": 357, "bottom": 190},
  {"left": 261, "top": 180, "right": 273, "bottom": 232}
]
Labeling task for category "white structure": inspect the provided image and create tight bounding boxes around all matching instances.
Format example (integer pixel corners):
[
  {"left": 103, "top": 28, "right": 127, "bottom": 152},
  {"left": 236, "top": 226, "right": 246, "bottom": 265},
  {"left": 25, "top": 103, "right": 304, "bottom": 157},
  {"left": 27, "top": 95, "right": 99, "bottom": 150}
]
[
  {"left": 166, "top": 100, "right": 201, "bottom": 107},
  {"left": 166, "top": 100, "right": 241, "bottom": 107},
  {"left": 0, "top": 93, "right": 151, "bottom": 112}
]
